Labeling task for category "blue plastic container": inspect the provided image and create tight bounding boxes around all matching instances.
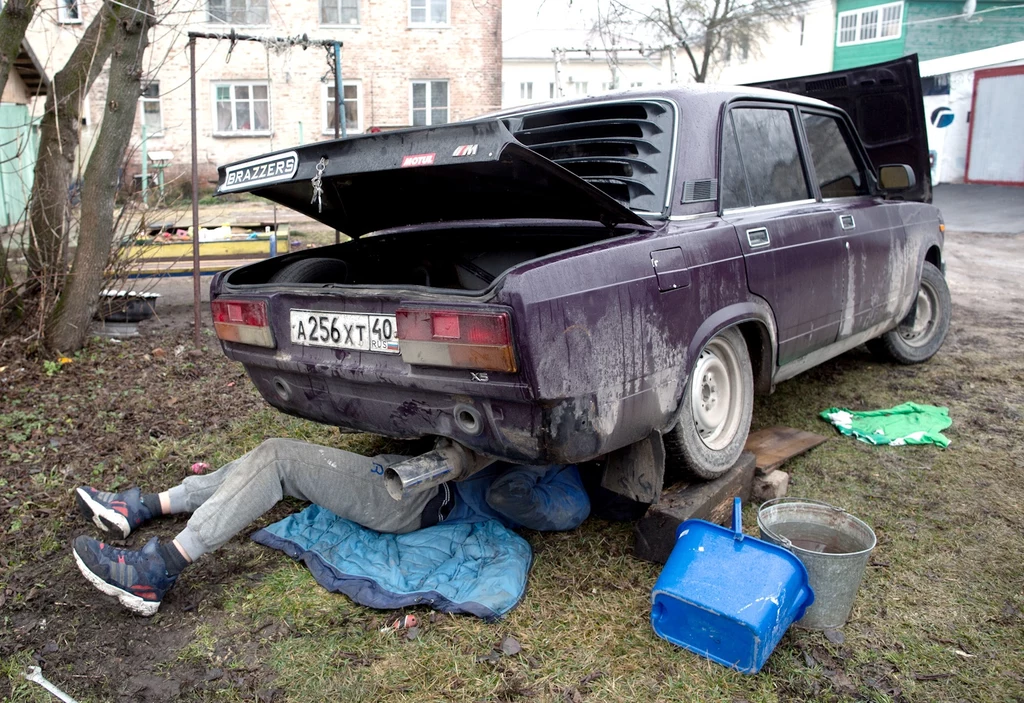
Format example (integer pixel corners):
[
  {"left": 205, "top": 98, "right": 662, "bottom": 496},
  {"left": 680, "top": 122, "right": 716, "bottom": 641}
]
[{"left": 650, "top": 498, "right": 814, "bottom": 674}]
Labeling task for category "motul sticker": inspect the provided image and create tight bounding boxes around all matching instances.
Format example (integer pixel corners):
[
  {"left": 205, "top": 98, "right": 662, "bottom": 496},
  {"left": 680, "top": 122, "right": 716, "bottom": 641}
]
[
  {"left": 400, "top": 153, "right": 436, "bottom": 168},
  {"left": 452, "top": 144, "right": 479, "bottom": 157},
  {"left": 220, "top": 151, "right": 299, "bottom": 192}
]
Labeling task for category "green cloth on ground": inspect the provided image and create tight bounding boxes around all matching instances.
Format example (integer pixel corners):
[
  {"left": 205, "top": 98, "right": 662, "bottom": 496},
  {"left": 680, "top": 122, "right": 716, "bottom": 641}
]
[{"left": 820, "top": 402, "right": 952, "bottom": 448}]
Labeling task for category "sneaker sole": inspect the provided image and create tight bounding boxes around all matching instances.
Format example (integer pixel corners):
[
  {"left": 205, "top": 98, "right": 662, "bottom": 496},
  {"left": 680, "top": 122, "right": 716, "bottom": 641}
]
[
  {"left": 76, "top": 488, "right": 131, "bottom": 538},
  {"left": 72, "top": 547, "right": 161, "bottom": 617}
]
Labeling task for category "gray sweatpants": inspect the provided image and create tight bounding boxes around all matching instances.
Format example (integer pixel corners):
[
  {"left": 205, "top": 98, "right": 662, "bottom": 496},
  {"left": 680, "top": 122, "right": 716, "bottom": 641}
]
[{"left": 168, "top": 439, "right": 443, "bottom": 561}]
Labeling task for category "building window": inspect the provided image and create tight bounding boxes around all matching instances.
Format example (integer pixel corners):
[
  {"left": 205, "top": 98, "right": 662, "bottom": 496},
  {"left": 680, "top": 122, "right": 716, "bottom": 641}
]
[
  {"left": 323, "top": 83, "right": 361, "bottom": 133},
  {"left": 411, "top": 80, "right": 448, "bottom": 126},
  {"left": 321, "top": 0, "right": 358, "bottom": 25},
  {"left": 208, "top": 0, "right": 268, "bottom": 25},
  {"left": 549, "top": 82, "right": 555, "bottom": 99},
  {"left": 58, "top": 0, "right": 81, "bottom": 23},
  {"left": 574, "top": 81, "right": 588, "bottom": 96},
  {"left": 410, "top": 0, "right": 447, "bottom": 25},
  {"left": 520, "top": 82, "right": 533, "bottom": 100},
  {"left": 140, "top": 82, "right": 162, "bottom": 136},
  {"left": 630, "top": 82, "right": 643, "bottom": 88},
  {"left": 214, "top": 82, "right": 270, "bottom": 135},
  {"left": 836, "top": 2, "right": 903, "bottom": 46}
]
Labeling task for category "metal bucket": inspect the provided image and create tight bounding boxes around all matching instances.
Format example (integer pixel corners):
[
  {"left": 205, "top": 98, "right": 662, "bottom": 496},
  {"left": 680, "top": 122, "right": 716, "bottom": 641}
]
[{"left": 757, "top": 498, "right": 877, "bottom": 630}]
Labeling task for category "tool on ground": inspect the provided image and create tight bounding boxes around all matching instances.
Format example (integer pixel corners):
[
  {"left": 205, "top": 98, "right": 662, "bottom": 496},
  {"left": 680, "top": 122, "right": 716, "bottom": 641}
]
[
  {"left": 380, "top": 614, "right": 418, "bottom": 632},
  {"left": 650, "top": 497, "right": 814, "bottom": 674},
  {"left": 23, "top": 666, "right": 79, "bottom": 703}
]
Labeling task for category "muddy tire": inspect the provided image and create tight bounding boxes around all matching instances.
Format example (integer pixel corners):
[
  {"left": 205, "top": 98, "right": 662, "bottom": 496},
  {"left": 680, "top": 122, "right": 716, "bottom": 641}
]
[
  {"left": 666, "top": 327, "right": 754, "bottom": 480},
  {"left": 868, "top": 262, "right": 950, "bottom": 364},
  {"left": 269, "top": 258, "right": 348, "bottom": 284}
]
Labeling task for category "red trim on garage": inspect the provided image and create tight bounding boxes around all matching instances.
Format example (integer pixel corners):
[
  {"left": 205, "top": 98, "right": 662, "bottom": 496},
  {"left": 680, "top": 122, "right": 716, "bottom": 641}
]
[{"left": 964, "top": 65, "right": 1024, "bottom": 187}]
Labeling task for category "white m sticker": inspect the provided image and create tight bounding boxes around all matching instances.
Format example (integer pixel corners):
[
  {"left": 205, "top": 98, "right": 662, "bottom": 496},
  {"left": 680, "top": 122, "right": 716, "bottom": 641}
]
[{"left": 452, "top": 144, "right": 479, "bottom": 157}]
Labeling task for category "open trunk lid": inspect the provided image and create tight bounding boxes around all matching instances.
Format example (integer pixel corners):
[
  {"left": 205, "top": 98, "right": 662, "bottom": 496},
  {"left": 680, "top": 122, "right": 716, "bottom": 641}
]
[
  {"left": 750, "top": 55, "right": 932, "bottom": 202},
  {"left": 215, "top": 119, "right": 650, "bottom": 236}
]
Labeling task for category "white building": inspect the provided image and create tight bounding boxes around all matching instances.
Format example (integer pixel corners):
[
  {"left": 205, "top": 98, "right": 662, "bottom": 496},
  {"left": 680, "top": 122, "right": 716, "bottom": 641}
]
[{"left": 920, "top": 41, "right": 1024, "bottom": 185}]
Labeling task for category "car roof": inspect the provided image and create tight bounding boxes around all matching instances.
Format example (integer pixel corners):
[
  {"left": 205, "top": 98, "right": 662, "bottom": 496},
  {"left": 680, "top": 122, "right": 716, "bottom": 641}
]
[{"left": 485, "top": 82, "right": 837, "bottom": 120}]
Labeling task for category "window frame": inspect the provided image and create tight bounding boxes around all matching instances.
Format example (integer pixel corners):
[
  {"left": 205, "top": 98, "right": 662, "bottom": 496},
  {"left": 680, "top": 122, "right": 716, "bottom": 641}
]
[
  {"left": 207, "top": 0, "right": 269, "bottom": 26},
  {"left": 717, "top": 100, "right": 816, "bottom": 215},
  {"left": 409, "top": 79, "right": 449, "bottom": 126},
  {"left": 211, "top": 81, "right": 272, "bottom": 137},
  {"left": 519, "top": 82, "right": 533, "bottom": 101},
  {"left": 836, "top": 1, "right": 903, "bottom": 47},
  {"left": 321, "top": 81, "right": 363, "bottom": 134},
  {"left": 320, "top": 0, "right": 360, "bottom": 26},
  {"left": 409, "top": 0, "right": 449, "bottom": 27},
  {"left": 57, "top": 0, "right": 82, "bottom": 24},
  {"left": 139, "top": 82, "right": 163, "bottom": 137}
]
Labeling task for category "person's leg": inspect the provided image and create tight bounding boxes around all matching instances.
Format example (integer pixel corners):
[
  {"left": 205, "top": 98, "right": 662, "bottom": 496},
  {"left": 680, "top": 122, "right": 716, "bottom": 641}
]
[{"left": 173, "top": 438, "right": 439, "bottom": 561}]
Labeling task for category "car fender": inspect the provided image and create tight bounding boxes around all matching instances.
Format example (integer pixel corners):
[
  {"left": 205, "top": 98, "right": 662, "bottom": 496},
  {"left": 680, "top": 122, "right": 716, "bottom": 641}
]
[{"left": 662, "top": 298, "right": 778, "bottom": 432}]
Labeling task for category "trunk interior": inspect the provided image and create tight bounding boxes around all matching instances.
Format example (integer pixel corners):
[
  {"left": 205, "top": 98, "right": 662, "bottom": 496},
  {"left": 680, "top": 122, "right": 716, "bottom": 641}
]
[{"left": 224, "top": 224, "right": 632, "bottom": 293}]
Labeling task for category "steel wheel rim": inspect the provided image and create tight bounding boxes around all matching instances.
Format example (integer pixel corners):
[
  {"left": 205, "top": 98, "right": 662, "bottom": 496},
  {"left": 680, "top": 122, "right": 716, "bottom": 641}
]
[
  {"left": 898, "top": 279, "right": 939, "bottom": 348},
  {"left": 690, "top": 337, "right": 743, "bottom": 450}
]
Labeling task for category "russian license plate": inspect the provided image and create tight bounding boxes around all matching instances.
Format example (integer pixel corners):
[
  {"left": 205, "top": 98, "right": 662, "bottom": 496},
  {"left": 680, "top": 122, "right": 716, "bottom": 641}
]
[{"left": 289, "top": 310, "right": 400, "bottom": 354}]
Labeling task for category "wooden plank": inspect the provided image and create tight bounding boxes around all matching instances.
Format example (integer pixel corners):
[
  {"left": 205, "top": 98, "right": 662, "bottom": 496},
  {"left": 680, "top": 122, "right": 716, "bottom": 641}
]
[
  {"left": 744, "top": 426, "right": 828, "bottom": 476},
  {"left": 633, "top": 452, "right": 756, "bottom": 565}
]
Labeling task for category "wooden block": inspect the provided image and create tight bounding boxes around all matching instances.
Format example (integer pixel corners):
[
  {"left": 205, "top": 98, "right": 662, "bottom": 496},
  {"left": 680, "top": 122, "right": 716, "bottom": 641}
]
[
  {"left": 744, "top": 426, "right": 828, "bottom": 476},
  {"left": 633, "top": 452, "right": 756, "bottom": 565},
  {"left": 753, "top": 470, "right": 790, "bottom": 502}
]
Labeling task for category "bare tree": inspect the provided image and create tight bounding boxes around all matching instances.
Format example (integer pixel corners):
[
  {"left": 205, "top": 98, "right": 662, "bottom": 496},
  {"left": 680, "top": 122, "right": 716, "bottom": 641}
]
[
  {"left": 46, "top": 0, "right": 155, "bottom": 351},
  {"left": 595, "top": 0, "right": 808, "bottom": 83},
  {"left": 0, "top": 0, "right": 40, "bottom": 99},
  {"left": 23, "top": 2, "right": 119, "bottom": 301}
]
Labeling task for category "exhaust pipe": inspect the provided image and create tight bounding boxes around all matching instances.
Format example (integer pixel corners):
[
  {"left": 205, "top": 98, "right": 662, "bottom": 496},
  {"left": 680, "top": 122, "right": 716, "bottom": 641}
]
[{"left": 384, "top": 440, "right": 495, "bottom": 501}]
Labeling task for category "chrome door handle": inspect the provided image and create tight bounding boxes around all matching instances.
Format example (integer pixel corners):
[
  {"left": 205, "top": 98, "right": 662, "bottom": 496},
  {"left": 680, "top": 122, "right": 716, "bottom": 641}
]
[
  {"left": 839, "top": 214, "right": 856, "bottom": 230},
  {"left": 746, "top": 227, "right": 770, "bottom": 248}
]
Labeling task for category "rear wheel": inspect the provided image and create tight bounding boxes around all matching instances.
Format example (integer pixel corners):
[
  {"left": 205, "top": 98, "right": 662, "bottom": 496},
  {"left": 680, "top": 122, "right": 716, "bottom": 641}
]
[
  {"left": 868, "top": 262, "right": 950, "bottom": 364},
  {"left": 666, "top": 327, "right": 754, "bottom": 480},
  {"left": 269, "top": 258, "right": 348, "bottom": 284}
]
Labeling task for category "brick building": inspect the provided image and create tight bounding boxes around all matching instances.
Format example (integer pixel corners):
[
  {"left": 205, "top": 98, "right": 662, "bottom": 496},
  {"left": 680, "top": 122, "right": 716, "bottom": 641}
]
[{"left": 26, "top": 0, "right": 502, "bottom": 187}]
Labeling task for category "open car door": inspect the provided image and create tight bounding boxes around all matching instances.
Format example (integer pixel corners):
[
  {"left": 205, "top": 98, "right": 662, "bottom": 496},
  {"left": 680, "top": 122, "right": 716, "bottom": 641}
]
[{"left": 750, "top": 55, "right": 932, "bottom": 202}]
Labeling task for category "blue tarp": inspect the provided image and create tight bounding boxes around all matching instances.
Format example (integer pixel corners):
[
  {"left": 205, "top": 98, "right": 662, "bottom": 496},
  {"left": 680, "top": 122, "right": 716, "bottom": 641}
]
[{"left": 251, "top": 504, "right": 533, "bottom": 621}]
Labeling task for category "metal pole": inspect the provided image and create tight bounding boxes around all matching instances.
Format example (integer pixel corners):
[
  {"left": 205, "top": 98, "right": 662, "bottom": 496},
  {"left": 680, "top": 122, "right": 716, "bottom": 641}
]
[
  {"left": 141, "top": 122, "right": 148, "bottom": 206},
  {"left": 333, "top": 40, "right": 342, "bottom": 245},
  {"left": 190, "top": 36, "right": 201, "bottom": 348}
]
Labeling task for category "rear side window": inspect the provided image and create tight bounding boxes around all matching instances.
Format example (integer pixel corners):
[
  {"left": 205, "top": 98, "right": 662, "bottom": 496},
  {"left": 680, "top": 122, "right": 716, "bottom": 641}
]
[
  {"left": 721, "top": 107, "right": 810, "bottom": 209},
  {"left": 801, "top": 112, "right": 870, "bottom": 198}
]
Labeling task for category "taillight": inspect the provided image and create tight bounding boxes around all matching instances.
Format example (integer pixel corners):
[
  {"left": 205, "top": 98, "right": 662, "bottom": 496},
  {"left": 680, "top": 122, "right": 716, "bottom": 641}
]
[
  {"left": 395, "top": 308, "right": 517, "bottom": 373},
  {"left": 211, "top": 299, "right": 275, "bottom": 348}
]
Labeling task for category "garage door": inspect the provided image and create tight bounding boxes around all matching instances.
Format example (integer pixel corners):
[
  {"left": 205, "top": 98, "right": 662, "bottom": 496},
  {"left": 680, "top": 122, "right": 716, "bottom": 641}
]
[{"left": 965, "top": 66, "right": 1024, "bottom": 185}]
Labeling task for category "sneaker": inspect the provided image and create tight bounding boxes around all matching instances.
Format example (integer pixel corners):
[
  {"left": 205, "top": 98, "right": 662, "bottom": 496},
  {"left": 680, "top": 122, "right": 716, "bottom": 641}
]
[
  {"left": 72, "top": 535, "right": 177, "bottom": 616},
  {"left": 75, "top": 486, "right": 153, "bottom": 538}
]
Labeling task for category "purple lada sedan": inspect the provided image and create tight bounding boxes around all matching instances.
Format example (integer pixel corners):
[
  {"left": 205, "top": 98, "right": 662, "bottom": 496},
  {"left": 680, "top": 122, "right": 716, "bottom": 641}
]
[{"left": 208, "top": 56, "right": 950, "bottom": 502}]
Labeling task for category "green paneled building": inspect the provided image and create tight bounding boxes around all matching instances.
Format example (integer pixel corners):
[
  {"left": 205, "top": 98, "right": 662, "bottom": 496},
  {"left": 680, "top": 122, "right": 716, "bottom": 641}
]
[{"left": 833, "top": 0, "right": 1024, "bottom": 69}]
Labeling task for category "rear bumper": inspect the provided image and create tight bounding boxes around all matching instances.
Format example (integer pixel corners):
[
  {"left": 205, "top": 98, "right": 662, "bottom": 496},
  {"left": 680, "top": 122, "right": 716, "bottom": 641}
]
[{"left": 243, "top": 363, "right": 652, "bottom": 465}]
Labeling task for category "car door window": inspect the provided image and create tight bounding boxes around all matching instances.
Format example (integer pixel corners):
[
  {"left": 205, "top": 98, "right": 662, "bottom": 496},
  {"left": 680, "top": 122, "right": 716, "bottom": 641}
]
[
  {"left": 720, "top": 112, "right": 750, "bottom": 209},
  {"left": 801, "top": 112, "right": 870, "bottom": 198},
  {"left": 723, "top": 107, "right": 810, "bottom": 208}
]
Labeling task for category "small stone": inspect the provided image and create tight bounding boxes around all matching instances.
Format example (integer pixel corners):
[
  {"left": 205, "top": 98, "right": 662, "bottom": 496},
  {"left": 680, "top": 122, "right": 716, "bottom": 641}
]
[
  {"left": 151, "top": 347, "right": 166, "bottom": 358},
  {"left": 824, "top": 629, "right": 845, "bottom": 645},
  {"left": 752, "top": 470, "right": 790, "bottom": 501},
  {"left": 205, "top": 668, "right": 224, "bottom": 681},
  {"left": 499, "top": 635, "right": 522, "bottom": 656}
]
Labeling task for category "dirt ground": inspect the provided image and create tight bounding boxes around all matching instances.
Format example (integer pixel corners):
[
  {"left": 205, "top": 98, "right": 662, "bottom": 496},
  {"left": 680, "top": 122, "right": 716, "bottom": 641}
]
[{"left": 1, "top": 229, "right": 1022, "bottom": 702}]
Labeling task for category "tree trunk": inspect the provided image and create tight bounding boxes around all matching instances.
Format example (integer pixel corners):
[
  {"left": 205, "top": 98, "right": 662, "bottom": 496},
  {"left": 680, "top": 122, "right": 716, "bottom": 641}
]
[
  {"left": 24, "top": 2, "right": 117, "bottom": 292},
  {"left": 45, "top": 0, "right": 153, "bottom": 352},
  {"left": 0, "top": 0, "right": 39, "bottom": 100}
]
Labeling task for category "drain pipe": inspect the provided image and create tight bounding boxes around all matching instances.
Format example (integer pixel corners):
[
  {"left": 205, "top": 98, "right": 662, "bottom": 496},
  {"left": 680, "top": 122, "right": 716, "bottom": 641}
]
[{"left": 384, "top": 440, "right": 495, "bottom": 501}]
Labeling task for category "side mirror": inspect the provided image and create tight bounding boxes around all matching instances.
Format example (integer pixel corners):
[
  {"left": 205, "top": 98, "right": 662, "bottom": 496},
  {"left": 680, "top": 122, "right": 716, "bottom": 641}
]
[{"left": 878, "top": 164, "right": 917, "bottom": 192}]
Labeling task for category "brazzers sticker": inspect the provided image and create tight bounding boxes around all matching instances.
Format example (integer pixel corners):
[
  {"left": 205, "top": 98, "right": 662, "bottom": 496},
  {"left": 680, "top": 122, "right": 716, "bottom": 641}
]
[{"left": 220, "top": 151, "right": 299, "bottom": 192}]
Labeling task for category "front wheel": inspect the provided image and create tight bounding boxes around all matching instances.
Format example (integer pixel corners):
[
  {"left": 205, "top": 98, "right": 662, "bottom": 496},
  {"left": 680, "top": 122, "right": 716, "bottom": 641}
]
[
  {"left": 867, "top": 261, "right": 951, "bottom": 364},
  {"left": 665, "top": 327, "right": 754, "bottom": 480}
]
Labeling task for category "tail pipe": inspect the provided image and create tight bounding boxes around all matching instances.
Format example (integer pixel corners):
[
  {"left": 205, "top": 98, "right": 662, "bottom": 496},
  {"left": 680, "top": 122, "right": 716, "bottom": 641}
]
[{"left": 384, "top": 440, "right": 495, "bottom": 501}]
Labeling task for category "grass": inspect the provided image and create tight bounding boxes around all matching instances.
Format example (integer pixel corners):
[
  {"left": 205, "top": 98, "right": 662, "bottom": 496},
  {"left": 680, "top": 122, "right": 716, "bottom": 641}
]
[{"left": 1, "top": 305, "right": 1022, "bottom": 701}]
